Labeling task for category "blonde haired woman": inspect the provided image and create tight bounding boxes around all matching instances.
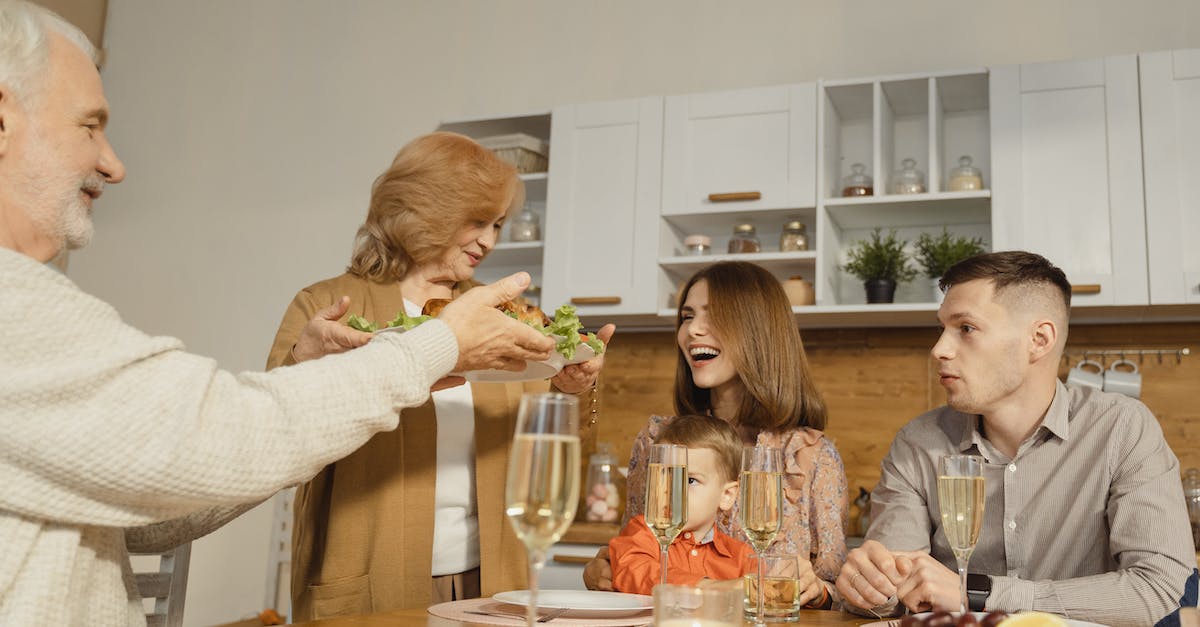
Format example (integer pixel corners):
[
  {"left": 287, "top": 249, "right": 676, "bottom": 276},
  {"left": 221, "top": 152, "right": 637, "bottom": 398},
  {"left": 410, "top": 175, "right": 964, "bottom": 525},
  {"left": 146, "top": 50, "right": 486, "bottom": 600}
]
[{"left": 267, "top": 132, "right": 613, "bottom": 620}]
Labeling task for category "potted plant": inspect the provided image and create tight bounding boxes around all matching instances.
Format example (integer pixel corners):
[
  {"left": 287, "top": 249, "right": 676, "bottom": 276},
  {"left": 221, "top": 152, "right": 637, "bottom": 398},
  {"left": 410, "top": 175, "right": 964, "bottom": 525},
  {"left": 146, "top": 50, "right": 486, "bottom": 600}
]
[
  {"left": 914, "top": 228, "right": 988, "bottom": 302},
  {"left": 842, "top": 228, "right": 917, "bottom": 304}
]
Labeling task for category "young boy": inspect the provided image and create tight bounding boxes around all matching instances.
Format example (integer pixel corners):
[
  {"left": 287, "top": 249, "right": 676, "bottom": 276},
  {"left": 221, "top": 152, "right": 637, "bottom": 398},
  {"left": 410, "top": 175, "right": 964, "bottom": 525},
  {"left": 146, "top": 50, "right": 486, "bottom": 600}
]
[{"left": 609, "top": 415, "right": 756, "bottom": 595}]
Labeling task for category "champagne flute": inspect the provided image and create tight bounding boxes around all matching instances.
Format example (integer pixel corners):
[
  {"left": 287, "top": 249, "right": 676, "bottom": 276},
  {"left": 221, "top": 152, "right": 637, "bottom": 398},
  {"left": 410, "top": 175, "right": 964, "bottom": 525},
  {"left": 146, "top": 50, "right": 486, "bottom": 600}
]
[
  {"left": 740, "top": 446, "right": 783, "bottom": 626},
  {"left": 937, "top": 454, "right": 985, "bottom": 616},
  {"left": 645, "top": 443, "right": 688, "bottom": 586},
  {"left": 505, "top": 393, "right": 581, "bottom": 627}
]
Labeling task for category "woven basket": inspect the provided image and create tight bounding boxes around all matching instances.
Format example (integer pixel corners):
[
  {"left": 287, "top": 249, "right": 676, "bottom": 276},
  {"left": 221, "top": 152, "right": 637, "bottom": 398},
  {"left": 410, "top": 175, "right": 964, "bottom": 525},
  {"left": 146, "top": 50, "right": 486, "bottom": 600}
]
[{"left": 477, "top": 133, "right": 549, "bottom": 174}]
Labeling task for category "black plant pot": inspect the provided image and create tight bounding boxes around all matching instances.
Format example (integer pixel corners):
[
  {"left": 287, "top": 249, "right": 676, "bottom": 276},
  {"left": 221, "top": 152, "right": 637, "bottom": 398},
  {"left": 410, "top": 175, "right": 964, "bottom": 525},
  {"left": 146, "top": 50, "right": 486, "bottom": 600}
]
[{"left": 864, "top": 279, "right": 897, "bottom": 304}]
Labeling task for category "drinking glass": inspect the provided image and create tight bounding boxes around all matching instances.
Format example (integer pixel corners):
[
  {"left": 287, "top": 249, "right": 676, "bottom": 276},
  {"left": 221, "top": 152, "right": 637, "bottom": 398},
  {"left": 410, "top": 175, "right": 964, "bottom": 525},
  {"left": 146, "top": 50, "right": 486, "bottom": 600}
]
[
  {"left": 505, "top": 393, "right": 581, "bottom": 626},
  {"left": 653, "top": 582, "right": 743, "bottom": 627},
  {"left": 937, "top": 454, "right": 985, "bottom": 615},
  {"left": 740, "top": 446, "right": 784, "bottom": 626},
  {"left": 646, "top": 444, "right": 688, "bottom": 585},
  {"left": 741, "top": 553, "right": 802, "bottom": 622}
]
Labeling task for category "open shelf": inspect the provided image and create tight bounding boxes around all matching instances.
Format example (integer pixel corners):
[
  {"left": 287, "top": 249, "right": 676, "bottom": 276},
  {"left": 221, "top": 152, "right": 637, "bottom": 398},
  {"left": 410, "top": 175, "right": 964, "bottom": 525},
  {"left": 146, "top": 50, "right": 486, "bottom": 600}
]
[
  {"left": 824, "top": 190, "right": 991, "bottom": 229},
  {"left": 659, "top": 251, "right": 817, "bottom": 277}
]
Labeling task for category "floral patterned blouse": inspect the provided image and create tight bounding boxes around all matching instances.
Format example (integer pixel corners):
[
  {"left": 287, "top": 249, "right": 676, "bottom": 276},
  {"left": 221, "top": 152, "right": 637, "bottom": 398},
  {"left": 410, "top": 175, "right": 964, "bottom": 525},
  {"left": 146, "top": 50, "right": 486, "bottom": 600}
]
[{"left": 624, "top": 414, "right": 848, "bottom": 583}]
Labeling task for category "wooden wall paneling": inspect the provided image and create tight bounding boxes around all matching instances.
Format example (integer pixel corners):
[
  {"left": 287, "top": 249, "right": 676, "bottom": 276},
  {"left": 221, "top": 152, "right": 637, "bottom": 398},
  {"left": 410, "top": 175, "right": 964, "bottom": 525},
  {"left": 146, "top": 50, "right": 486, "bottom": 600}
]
[{"left": 591, "top": 322, "right": 1200, "bottom": 519}]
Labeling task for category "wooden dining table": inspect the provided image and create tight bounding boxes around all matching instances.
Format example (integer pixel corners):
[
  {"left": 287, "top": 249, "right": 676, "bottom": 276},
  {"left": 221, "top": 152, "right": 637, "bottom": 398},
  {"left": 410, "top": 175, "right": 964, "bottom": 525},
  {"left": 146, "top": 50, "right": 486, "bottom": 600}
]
[{"left": 288, "top": 606, "right": 883, "bottom": 626}]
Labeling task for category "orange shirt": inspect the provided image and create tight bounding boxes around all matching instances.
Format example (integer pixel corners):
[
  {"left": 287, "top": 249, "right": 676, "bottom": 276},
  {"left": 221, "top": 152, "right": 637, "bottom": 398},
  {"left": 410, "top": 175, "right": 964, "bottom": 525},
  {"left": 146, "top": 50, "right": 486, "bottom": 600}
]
[{"left": 609, "top": 515, "right": 757, "bottom": 596}]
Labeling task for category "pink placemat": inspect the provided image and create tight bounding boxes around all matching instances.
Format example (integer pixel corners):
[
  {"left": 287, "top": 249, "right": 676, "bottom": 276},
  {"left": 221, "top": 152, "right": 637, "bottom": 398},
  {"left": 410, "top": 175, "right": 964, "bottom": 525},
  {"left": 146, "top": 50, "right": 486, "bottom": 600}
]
[{"left": 428, "top": 597, "right": 653, "bottom": 626}]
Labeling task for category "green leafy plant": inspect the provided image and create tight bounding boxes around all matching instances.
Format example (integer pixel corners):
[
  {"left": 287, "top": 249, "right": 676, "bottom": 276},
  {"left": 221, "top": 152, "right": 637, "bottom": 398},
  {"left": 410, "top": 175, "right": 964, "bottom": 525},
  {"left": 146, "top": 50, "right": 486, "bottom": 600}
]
[
  {"left": 914, "top": 228, "right": 987, "bottom": 278},
  {"left": 842, "top": 228, "right": 917, "bottom": 283}
]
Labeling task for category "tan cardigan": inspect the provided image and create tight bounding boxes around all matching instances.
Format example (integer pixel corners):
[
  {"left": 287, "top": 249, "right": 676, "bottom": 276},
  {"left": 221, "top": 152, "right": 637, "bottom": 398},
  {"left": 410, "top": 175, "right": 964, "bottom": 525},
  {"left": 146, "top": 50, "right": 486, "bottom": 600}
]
[{"left": 266, "top": 272, "right": 546, "bottom": 620}]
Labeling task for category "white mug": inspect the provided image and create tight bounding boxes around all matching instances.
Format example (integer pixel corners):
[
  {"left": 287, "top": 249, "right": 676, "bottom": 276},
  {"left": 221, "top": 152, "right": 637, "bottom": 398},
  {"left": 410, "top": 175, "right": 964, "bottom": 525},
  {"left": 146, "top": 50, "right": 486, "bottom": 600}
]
[
  {"left": 1103, "top": 359, "right": 1141, "bottom": 398},
  {"left": 1065, "top": 359, "right": 1104, "bottom": 390}
]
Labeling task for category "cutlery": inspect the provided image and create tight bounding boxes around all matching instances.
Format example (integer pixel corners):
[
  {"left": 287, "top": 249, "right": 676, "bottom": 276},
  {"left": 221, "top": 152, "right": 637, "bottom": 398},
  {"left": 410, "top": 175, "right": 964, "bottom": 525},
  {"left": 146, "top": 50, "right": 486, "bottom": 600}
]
[{"left": 465, "top": 606, "right": 571, "bottom": 623}]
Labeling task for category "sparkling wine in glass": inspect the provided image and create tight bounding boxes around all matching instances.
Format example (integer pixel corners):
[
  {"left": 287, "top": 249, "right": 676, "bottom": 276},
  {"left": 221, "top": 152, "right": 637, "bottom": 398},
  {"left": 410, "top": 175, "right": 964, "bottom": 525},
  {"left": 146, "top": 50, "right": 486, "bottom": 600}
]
[
  {"left": 645, "top": 443, "right": 688, "bottom": 586},
  {"left": 505, "top": 393, "right": 581, "bottom": 626},
  {"left": 740, "top": 446, "right": 783, "bottom": 626},
  {"left": 937, "top": 454, "right": 985, "bottom": 616}
]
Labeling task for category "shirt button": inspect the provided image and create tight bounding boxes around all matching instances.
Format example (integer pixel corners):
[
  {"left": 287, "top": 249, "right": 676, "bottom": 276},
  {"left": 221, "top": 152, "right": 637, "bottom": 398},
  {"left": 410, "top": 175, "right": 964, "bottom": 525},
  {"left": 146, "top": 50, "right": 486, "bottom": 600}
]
[
  {"left": 1008, "top": 463, "right": 1016, "bottom": 473},
  {"left": 1008, "top": 520, "right": 1017, "bottom": 530},
  {"left": 691, "top": 549, "right": 699, "bottom": 556},
  {"left": 683, "top": 532, "right": 691, "bottom": 539}
]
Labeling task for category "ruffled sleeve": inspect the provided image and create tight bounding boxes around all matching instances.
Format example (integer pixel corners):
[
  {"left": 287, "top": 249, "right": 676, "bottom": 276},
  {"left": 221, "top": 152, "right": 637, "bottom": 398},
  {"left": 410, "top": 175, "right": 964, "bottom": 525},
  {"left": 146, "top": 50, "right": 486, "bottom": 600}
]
[{"left": 747, "top": 428, "right": 848, "bottom": 583}]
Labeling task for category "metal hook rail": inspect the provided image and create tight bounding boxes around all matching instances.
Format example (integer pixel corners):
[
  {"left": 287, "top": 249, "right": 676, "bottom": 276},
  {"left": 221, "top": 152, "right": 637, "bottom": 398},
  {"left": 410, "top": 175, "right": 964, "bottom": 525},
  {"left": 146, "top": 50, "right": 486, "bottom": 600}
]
[{"left": 1064, "top": 347, "right": 1191, "bottom": 365}]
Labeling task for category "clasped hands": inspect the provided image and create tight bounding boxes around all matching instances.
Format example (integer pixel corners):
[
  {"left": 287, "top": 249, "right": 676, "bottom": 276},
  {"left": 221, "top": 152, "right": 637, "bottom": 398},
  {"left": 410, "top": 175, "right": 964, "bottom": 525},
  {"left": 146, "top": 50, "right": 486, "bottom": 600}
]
[{"left": 836, "top": 540, "right": 964, "bottom": 616}]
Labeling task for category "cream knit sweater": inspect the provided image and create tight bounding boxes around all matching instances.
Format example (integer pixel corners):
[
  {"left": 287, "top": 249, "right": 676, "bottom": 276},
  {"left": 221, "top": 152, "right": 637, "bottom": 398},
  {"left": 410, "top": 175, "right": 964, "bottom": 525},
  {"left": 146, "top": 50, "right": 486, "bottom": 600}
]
[{"left": 0, "top": 247, "right": 458, "bottom": 625}]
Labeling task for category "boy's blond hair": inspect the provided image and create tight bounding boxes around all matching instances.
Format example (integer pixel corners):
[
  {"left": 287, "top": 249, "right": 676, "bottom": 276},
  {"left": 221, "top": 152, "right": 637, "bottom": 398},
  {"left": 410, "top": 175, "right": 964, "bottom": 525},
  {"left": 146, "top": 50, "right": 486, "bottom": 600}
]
[{"left": 654, "top": 415, "right": 742, "bottom": 483}]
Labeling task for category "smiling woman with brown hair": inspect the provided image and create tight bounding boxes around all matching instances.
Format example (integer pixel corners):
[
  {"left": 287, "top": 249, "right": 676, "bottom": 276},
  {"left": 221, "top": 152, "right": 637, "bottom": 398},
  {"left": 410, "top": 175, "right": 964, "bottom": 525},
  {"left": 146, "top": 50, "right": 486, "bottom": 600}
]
[{"left": 586, "top": 261, "right": 846, "bottom": 610}]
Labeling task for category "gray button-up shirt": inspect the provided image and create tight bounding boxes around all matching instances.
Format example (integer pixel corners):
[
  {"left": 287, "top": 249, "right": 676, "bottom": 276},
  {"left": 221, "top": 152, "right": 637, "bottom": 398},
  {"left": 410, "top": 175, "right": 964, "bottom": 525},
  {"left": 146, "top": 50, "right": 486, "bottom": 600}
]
[{"left": 866, "top": 381, "right": 1194, "bottom": 626}]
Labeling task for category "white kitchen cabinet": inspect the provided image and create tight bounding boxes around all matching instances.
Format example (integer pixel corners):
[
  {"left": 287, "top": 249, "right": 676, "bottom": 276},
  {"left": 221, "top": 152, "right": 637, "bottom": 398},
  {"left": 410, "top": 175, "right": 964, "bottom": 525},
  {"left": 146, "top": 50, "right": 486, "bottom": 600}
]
[
  {"left": 438, "top": 112, "right": 551, "bottom": 290},
  {"left": 990, "top": 56, "right": 1148, "bottom": 306},
  {"left": 542, "top": 98, "right": 663, "bottom": 317},
  {"left": 1140, "top": 49, "right": 1200, "bottom": 305},
  {"left": 662, "top": 84, "right": 816, "bottom": 216}
]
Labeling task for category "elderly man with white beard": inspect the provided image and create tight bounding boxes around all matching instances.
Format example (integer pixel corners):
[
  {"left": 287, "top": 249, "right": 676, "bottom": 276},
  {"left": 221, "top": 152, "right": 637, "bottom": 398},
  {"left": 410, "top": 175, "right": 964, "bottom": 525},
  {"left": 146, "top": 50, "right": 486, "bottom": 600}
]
[{"left": 0, "top": 2, "right": 557, "bottom": 624}]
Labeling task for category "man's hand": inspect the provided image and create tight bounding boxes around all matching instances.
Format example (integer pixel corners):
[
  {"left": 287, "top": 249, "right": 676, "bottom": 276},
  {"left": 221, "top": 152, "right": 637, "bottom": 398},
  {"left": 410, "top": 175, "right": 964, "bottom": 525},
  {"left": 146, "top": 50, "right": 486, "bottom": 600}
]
[
  {"left": 292, "top": 296, "right": 373, "bottom": 363},
  {"left": 836, "top": 540, "right": 911, "bottom": 612},
  {"left": 893, "top": 552, "right": 962, "bottom": 614},
  {"left": 439, "top": 272, "right": 555, "bottom": 373},
  {"left": 550, "top": 324, "right": 616, "bottom": 393},
  {"left": 583, "top": 546, "right": 613, "bottom": 591}
]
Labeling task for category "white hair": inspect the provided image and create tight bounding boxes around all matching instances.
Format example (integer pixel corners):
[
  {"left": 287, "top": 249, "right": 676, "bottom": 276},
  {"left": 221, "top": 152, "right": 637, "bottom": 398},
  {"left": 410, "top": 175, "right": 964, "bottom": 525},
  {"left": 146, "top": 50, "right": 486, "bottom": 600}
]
[{"left": 0, "top": 0, "right": 98, "bottom": 105}]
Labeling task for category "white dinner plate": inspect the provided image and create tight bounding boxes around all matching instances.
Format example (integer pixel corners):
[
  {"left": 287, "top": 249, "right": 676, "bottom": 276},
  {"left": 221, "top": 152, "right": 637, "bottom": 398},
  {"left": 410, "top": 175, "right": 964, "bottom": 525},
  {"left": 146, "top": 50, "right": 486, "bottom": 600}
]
[
  {"left": 861, "top": 611, "right": 1109, "bottom": 627},
  {"left": 375, "top": 326, "right": 565, "bottom": 382},
  {"left": 546, "top": 341, "right": 597, "bottom": 368},
  {"left": 492, "top": 589, "right": 653, "bottom": 618}
]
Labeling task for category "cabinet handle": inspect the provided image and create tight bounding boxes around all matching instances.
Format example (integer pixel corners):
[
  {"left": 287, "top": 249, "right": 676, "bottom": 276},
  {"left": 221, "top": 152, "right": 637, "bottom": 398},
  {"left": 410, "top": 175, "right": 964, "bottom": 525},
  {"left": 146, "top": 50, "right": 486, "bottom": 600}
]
[
  {"left": 570, "top": 296, "right": 622, "bottom": 306},
  {"left": 1071, "top": 284, "right": 1102, "bottom": 295},
  {"left": 707, "top": 191, "right": 761, "bottom": 202},
  {"left": 551, "top": 555, "right": 593, "bottom": 565}
]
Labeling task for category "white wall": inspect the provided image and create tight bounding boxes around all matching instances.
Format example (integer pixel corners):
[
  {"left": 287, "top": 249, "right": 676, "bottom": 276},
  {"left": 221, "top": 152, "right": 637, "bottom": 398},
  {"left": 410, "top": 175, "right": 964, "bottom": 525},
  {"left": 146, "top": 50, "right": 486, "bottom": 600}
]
[{"left": 70, "top": 2, "right": 1200, "bottom": 625}]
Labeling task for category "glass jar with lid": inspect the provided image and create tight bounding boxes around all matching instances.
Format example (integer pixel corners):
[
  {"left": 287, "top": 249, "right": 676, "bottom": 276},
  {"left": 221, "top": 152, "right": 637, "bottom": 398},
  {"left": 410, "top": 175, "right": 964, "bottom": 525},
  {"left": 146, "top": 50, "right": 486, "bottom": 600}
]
[
  {"left": 583, "top": 442, "right": 623, "bottom": 522},
  {"left": 890, "top": 157, "right": 926, "bottom": 194},
  {"left": 683, "top": 234, "right": 712, "bottom": 256},
  {"left": 1185, "top": 468, "right": 1200, "bottom": 548},
  {"left": 780, "top": 220, "right": 809, "bottom": 252},
  {"left": 728, "top": 224, "right": 761, "bottom": 254},
  {"left": 841, "top": 163, "right": 873, "bottom": 197},
  {"left": 508, "top": 208, "right": 541, "bottom": 242},
  {"left": 948, "top": 155, "right": 984, "bottom": 191}
]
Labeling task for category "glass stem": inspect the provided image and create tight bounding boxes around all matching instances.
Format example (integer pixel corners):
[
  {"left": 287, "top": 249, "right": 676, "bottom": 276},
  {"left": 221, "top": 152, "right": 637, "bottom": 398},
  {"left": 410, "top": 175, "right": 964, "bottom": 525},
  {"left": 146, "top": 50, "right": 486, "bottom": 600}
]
[
  {"left": 755, "top": 551, "right": 766, "bottom": 625},
  {"left": 956, "top": 558, "right": 968, "bottom": 616},
  {"left": 528, "top": 549, "right": 546, "bottom": 627},
  {"left": 660, "top": 543, "right": 669, "bottom": 585}
]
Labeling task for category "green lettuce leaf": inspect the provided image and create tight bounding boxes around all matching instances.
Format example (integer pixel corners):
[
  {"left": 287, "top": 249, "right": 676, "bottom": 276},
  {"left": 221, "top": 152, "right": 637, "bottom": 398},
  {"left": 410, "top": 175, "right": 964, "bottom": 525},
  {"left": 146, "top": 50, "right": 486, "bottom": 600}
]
[{"left": 346, "top": 314, "right": 377, "bottom": 333}]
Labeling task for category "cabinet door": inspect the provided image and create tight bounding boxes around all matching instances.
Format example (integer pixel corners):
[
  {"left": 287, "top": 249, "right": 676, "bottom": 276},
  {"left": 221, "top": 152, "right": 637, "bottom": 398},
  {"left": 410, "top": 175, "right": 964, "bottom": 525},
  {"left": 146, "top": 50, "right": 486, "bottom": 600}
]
[
  {"left": 662, "top": 84, "right": 816, "bottom": 215},
  {"left": 542, "top": 98, "right": 663, "bottom": 317},
  {"left": 990, "top": 56, "right": 1147, "bottom": 306},
  {"left": 1141, "top": 49, "right": 1200, "bottom": 305}
]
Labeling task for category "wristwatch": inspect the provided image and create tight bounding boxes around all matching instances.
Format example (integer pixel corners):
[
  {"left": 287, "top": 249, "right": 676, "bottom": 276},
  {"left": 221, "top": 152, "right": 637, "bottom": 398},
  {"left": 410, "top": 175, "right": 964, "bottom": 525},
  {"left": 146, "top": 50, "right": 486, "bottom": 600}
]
[{"left": 967, "top": 573, "right": 992, "bottom": 611}]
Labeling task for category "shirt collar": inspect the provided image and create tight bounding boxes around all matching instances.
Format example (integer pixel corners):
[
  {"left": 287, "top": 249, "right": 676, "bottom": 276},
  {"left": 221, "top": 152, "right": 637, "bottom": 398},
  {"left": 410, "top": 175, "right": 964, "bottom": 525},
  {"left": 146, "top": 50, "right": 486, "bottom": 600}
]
[{"left": 955, "top": 379, "right": 1072, "bottom": 454}]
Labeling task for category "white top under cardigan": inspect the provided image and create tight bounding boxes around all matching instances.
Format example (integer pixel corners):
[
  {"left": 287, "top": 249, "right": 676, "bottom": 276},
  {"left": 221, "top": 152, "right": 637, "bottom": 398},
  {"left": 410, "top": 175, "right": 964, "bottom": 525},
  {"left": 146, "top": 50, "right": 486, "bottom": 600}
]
[{"left": 0, "top": 246, "right": 458, "bottom": 626}]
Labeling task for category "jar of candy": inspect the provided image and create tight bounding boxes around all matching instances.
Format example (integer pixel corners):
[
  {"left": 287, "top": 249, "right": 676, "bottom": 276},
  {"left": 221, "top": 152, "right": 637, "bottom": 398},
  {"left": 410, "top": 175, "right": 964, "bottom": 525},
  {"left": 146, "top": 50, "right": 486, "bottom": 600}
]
[
  {"left": 584, "top": 442, "right": 622, "bottom": 522},
  {"left": 727, "top": 224, "right": 761, "bottom": 254},
  {"left": 841, "top": 163, "right": 873, "bottom": 197},
  {"left": 780, "top": 220, "right": 809, "bottom": 252},
  {"left": 948, "top": 155, "right": 985, "bottom": 191},
  {"left": 890, "top": 157, "right": 926, "bottom": 194},
  {"left": 509, "top": 208, "right": 541, "bottom": 242},
  {"left": 683, "top": 234, "right": 712, "bottom": 256}
]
